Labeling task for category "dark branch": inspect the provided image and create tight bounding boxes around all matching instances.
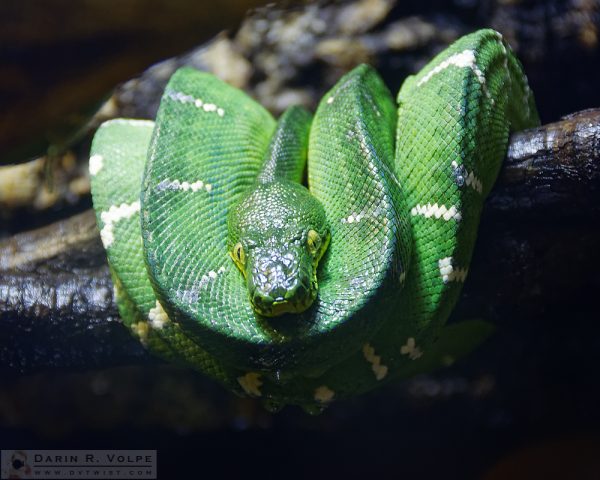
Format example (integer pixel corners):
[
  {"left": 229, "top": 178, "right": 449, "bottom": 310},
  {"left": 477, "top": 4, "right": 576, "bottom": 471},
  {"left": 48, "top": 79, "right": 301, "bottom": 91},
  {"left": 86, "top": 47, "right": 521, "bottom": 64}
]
[{"left": 1, "top": 109, "right": 599, "bottom": 374}]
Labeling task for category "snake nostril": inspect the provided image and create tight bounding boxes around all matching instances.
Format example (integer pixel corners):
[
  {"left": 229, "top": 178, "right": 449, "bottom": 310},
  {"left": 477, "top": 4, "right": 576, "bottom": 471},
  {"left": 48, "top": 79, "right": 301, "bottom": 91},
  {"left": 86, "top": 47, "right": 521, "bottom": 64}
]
[
  {"left": 252, "top": 292, "right": 274, "bottom": 311},
  {"left": 271, "top": 285, "right": 287, "bottom": 300}
]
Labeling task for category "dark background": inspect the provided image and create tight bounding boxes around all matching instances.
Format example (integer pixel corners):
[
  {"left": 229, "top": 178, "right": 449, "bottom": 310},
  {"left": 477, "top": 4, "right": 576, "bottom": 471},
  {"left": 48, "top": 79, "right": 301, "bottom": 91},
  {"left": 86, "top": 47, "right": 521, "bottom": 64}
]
[{"left": 1, "top": 1, "right": 600, "bottom": 478}]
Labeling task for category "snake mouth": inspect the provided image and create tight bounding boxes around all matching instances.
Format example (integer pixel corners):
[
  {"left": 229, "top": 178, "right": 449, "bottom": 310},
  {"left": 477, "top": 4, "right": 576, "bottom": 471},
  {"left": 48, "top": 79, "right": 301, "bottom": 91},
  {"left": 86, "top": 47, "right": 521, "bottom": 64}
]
[
  {"left": 250, "top": 291, "right": 315, "bottom": 317},
  {"left": 249, "top": 277, "right": 316, "bottom": 317},
  {"left": 257, "top": 299, "right": 308, "bottom": 317}
]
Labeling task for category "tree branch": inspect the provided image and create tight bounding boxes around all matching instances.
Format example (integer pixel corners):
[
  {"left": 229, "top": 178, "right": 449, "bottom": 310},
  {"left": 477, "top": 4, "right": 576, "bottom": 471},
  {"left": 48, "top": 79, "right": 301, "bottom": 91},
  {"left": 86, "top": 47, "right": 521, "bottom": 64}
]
[{"left": 1, "top": 109, "right": 598, "bottom": 374}]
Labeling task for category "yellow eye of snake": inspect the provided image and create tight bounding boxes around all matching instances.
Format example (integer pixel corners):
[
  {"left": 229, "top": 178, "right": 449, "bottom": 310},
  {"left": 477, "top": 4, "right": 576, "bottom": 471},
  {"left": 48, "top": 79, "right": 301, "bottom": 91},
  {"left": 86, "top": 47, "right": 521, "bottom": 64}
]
[
  {"left": 307, "top": 229, "right": 321, "bottom": 255},
  {"left": 232, "top": 242, "right": 245, "bottom": 267}
]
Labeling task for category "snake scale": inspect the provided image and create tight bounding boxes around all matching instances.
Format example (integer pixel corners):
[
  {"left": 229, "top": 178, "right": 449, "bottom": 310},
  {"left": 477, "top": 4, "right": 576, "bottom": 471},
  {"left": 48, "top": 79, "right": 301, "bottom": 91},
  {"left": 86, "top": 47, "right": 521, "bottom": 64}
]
[{"left": 90, "top": 29, "right": 539, "bottom": 412}]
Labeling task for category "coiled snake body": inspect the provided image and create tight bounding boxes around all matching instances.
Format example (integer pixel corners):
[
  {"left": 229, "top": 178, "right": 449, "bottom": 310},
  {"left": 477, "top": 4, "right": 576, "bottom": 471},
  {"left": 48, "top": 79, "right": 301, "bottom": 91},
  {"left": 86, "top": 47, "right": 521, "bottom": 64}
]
[{"left": 90, "top": 29, "right": 538, "bottom": 412}]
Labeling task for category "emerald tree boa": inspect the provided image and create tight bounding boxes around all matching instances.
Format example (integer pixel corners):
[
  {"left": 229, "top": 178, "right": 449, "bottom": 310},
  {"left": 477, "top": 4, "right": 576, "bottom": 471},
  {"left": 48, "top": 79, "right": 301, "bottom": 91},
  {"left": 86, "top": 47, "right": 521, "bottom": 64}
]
[{"left": 89, "top": 29, "right": 538, "bottom": 412}]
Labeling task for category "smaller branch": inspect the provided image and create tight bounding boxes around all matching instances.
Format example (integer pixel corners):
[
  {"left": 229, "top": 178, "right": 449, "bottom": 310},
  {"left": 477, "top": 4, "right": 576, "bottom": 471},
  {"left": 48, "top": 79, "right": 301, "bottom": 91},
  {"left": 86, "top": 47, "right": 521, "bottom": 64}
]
[{"left": 491, "top": 108, "right": 600, "bottom": 218}]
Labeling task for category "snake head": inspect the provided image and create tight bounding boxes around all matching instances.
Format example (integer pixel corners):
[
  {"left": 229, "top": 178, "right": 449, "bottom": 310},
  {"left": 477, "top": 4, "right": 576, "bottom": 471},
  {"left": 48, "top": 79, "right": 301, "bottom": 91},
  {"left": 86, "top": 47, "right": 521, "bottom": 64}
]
[{"left": 228, "top": 181, "right": 329, "bottom": 317}]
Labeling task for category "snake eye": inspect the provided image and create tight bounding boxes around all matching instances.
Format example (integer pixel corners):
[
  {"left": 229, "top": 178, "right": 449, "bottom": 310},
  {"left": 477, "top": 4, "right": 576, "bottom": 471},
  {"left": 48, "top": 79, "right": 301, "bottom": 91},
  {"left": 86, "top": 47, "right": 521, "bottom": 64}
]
[
  {"left": 231, "top": 242, "right": 246, "bottom": 268},
  {"left": 307, "top": 229, "right": 321, "bottom": 256}
]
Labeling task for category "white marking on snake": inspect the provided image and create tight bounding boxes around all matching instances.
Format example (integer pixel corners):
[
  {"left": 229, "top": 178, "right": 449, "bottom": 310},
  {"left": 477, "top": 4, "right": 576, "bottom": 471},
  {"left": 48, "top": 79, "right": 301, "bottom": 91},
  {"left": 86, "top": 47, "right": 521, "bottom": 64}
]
[
  {"left": 130, "top": 322, "right": 149, "bottom": 346},
  {"left": 99, "top": 201, "right": 141, "bottom": 248},
  {"left": 350, "top": 127, "right": 397, "bottom": 233},
  {"left": 417, "top": 49, "right": 493, "bottom": 103},
  {"left": 314, "top": 386, "right": 335, "bottom": 403},
  {"left": 400, "top": 337, "right": 423, "bottom": 360},
  {"left": 89, "top": 154, "right": 104, "bottom": 176},
  {"left": 148, "top": 300, "right": 170, "bottom": 329},
  {"left": 438, "top": 257, "right": 468, "bottom": 284},
  {"left": 104, "top": 119, "right": 155, "bottom": 127},
  {"left": 166, "top": 89, "right": 225, "bottom": 117},
  {"left": 156, "top": 178, "right": 212, "bottom": 193},
  {"left": 410, "top": 203, "right": 462, "bottom": 221},
  {"left": 340, "top": 212, "right": 366, "bottom": 224},
  {"left": 237, "top": 372, "right": 262, "bottom": 397},
  {"left": 198, "top": 266, "right": 226, "bottom": 290},
  {"left": 327, "top": 96, "right": 335, "bottom": 104},
  {"left": 451, "top": 161, "right": 483, "bottom": 193},
  {"left": 362, "top": 343, "right": 388, "bottom": 380}
]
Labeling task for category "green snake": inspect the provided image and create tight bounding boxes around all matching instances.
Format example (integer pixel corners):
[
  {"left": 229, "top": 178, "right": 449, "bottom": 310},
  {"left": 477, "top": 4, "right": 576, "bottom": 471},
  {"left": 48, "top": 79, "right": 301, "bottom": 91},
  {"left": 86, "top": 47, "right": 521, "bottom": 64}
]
[{"left": 89, "top": 29, "right": 539, "bottom": 412}]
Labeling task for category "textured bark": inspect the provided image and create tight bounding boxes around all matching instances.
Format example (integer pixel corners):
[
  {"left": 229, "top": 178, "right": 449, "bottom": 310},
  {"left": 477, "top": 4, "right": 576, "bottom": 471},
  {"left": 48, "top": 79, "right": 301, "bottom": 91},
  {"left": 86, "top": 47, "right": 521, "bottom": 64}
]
[{"left": 1, "top": 109, "right": 598, "bottom": 374}]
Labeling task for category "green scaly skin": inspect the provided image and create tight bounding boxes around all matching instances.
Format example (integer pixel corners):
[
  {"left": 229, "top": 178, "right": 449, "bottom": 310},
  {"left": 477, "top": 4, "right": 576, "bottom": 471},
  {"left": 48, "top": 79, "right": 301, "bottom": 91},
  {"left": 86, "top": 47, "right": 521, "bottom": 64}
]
[
  {"left": 227, "top": 106, "right": 330, "bottom": 318},
  {"left": 90, "top": 29, "right": 539, "bottom": 412}
]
